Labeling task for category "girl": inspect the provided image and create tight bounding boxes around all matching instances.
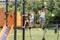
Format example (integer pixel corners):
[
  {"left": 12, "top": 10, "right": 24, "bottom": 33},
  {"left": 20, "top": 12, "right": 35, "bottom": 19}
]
[
  {"left": 39, "top": 8, "right": 47, "bottom": 30},
  {"left": 24, "top": 11, "right": 34, "bottom": 28}
]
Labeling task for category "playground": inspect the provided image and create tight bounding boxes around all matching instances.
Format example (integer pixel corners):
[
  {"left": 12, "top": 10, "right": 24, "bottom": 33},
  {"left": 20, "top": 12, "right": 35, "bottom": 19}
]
[{"left": 0, "top": 0, "right": 60, "bottom": 40}]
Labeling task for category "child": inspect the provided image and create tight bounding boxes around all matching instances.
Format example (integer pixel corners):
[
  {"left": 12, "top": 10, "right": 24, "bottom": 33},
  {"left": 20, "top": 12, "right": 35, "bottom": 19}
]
[
  {"left": 39, "top": 8, "right": 47, "bottom": 30},
  {"left": 24, "top": 11, "right": 34, "bottom": 28}
]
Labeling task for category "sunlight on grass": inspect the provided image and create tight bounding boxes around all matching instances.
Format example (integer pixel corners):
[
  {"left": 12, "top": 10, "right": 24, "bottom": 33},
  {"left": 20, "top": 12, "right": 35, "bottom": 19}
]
[{"left": 0, "top": 28, "right": 60, "bottom": 40}]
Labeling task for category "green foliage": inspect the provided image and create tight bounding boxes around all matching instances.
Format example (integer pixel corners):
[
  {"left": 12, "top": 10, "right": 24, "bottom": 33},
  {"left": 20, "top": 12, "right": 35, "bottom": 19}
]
[
  {"left": 45, "top": 11, "right": 52, "bottom": 20},
  {"left": 8, "top": 5, "right": 14, "bottom": 11},
  {"left": 8, "top": 0, "right": 60, "bottom": 23},
  {"left": 52, "top": 9, "right": 57, "bottom": 16},
  {"left": 34, "top": 13, "right": 40, "bottom": 22},
  {"left": 57, "top": 9, "right": 60, "bottom": 16}
]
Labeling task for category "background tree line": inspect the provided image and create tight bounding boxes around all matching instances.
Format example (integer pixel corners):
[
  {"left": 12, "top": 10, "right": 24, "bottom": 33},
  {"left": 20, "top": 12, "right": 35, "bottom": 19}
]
[{"left": 8, "top": 0, "right": 60, "bottom": 24}]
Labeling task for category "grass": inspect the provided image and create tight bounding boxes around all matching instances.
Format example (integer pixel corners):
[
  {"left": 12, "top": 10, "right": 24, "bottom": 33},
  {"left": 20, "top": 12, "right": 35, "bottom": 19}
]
[{"left": 0, "top": 28, "right": 60, "bottom": 40}]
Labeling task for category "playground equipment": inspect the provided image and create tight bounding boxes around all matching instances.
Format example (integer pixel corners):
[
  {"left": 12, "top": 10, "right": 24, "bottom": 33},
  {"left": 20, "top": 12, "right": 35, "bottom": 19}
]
[
  {"left": 0, "top": 11, "right": 22, "bottom": 40},
  {"left": 0, "top": 0, "right": 22, "bottom": 40},
  {"left": 0, "top": 8, "right": 5, "bottom": 27},
  {"left": 0, "top": 9, "right": 22, "bottom": 27},
  {"left": 42, "top": 28, "right": 46, "bottom": 40},
  {"left": 0, "top": 13, "right": 14, "bottom": 40}
]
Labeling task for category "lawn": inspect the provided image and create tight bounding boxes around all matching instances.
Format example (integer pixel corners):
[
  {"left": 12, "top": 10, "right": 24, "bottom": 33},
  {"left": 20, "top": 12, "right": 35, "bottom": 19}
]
[
  {"left": 0, "top": 28, "right": 60, "bottom": 40},
  {"left": 10, "top": 28, "right": 60, "bottom": 40}
]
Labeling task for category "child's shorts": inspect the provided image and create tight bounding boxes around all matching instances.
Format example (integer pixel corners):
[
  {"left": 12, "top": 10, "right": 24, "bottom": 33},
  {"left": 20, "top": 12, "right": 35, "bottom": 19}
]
[{"left": 39, "top": 17, "right": 45, "bottom": 21}]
